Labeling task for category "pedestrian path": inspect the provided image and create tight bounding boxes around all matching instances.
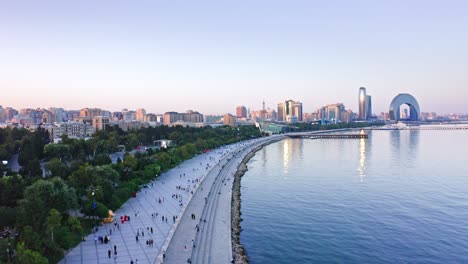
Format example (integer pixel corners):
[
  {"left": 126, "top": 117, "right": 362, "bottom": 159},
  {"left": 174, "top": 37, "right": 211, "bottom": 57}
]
[{"left": 60, "top": 137, "right": 276, "bottom": 264}]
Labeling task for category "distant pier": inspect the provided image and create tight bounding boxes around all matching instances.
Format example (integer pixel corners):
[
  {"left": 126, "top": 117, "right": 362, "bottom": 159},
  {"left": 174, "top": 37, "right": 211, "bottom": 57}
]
[
  {"left": 366, "top": 126, "right": 468, "bottom": 131},
  {"left": 288, "top": 134, "right": 368, "bottom": 139}
]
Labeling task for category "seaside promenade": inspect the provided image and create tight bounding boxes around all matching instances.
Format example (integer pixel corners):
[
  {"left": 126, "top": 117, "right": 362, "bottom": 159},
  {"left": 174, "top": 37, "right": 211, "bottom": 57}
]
[
  {"left": 164, "top": 135, "right": 284, "bottom": 264},
  {"left": 60, "top": 135, "right": 282, "bottom": 264}
]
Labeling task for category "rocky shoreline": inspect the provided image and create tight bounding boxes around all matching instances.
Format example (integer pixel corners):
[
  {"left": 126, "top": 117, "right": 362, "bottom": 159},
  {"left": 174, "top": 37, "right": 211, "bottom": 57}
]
[{"left": 231, "top": 137, "right": 284, "bottom": 264}]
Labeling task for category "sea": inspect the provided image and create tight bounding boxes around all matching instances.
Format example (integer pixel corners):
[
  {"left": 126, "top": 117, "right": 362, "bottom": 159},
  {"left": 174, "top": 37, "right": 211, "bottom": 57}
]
[{"left": 240, "top": 127, "right": 468, "bottom": 263}]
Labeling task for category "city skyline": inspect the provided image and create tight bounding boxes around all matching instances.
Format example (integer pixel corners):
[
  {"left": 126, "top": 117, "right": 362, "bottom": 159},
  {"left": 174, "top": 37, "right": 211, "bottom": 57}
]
[{"left": 2, "top": 1, "right": 468, "bottom": 114}]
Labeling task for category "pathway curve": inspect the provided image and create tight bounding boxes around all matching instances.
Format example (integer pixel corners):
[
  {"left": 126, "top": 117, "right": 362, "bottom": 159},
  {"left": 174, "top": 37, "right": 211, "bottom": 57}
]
[
  {"left": 60, "top": 136, "right": 280, "bottom": 264},
  {"left": 164, "top": 135, "right": 284, "bottom": 264}
]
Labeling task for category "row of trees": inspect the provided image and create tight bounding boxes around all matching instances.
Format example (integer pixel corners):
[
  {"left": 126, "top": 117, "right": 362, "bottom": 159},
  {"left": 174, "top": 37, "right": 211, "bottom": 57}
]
[
  {"left": 0, "top": 124, "right": 261, "bottom": 263},
  {"left": 0, "top": 121, "right": 373, "bottom": 263}
]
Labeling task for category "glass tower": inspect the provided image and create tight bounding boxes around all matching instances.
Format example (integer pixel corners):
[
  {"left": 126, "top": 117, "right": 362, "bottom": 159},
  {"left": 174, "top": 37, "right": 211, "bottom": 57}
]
[{"left": 359, "top": 87, "right": 367, "bottom": 120}]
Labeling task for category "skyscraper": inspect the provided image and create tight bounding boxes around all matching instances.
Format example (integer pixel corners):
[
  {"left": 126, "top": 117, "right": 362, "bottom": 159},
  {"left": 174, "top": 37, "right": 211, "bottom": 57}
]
[
  {"left": 277, "top": 100, "right": 303, "bottom": 123},
  {"left": 223, "top": 113, "right": 237, "bottom": 127},
  {"left": 358, "top": 87, "right": 367, "bottom": 120},
  {"left": 136, "top": 108, "right": 147, "bottom": 121},
  {"left": 236, "top": 106, "right": 247, "bottom": 118},
  {"left": 277, "top": 103, "right": 285, "bottom": 122},
  {"left": 366, "top": 95, "right": 372, "bottom": 119}
]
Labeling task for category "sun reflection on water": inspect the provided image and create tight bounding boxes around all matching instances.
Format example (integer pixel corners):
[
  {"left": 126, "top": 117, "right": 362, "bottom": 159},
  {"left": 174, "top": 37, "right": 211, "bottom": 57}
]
[{"left": 358, "top": 136, "right": 366, "bottom": 182}]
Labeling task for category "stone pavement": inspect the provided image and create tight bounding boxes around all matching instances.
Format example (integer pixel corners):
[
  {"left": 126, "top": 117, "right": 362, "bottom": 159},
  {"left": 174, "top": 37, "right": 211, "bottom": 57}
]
[
  {"left": 60, "top": 136, "right": 279, "bottom": 264},
  {"left": 165, "top": 136, "right": 283, "bottom": 264}
]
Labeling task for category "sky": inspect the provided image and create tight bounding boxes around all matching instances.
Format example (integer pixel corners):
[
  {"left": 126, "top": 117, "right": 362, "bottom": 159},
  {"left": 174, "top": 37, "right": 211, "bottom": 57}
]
[{"left": 1, "top": 0, "right": 468, "bottom": 115}]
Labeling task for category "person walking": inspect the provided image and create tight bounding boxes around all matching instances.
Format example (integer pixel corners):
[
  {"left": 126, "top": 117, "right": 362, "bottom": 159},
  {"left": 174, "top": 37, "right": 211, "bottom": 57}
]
[{"left": 108, "top": 249, "right": 111, "bottom": 258}]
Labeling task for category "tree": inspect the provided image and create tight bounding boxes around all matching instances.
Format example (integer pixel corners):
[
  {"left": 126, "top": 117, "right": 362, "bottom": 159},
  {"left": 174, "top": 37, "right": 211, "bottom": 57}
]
[
  {"left": 44, "top": 144, "right": 70, "bottom": 161},
  {"left": 67, "top": 216, "right": 82, "bottom": 234},
  {"left": 18, "top": 178, "right": 78, "bottom": 231},
  {"left": 18, "top": 137, "right": 35, "bottom": 166},
  {"left": 16, "top": 242, "right": 48, "bottom": 264},
  {"left": 19, "top": 226, "right": 42, "bottom": 252},
  {"left": 143, "top": 164, "right": 161, "bottom": 180},
  {"left": 94, "top": 153, "right": 111, "bottom": 166},
  {"left": 19, "top": 159, "right": 43, "bottom": 178},
  {"left": 0, "top": 175, "right": 27, "bottom": 207},
  {"left": 45, "top": 158, "right": 68, "bottom": 178},
  {"left": 47, "top": 209, "right": 62, "bottom": 242},
  {"left": 0, "top": 206, "right": 17, "bottom": 228},
  {"left": 122, "top": 153, "right": 137, "bottom": 170}
]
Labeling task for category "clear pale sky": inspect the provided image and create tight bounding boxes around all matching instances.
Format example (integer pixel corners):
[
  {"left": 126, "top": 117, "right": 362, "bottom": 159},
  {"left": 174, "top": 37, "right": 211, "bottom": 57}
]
[{"left": 1, "top": 0, "right": 467, "bottom": 115}]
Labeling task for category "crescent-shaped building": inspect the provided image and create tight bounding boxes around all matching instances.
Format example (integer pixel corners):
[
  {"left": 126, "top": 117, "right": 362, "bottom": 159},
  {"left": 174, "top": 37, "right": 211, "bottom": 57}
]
[{"left": 389, "top": 93, "right": 420, "bottom": 121}]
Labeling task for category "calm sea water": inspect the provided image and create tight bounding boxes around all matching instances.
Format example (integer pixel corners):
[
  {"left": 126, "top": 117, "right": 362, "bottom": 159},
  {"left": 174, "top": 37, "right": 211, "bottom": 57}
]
[{"left": 240, "top": 129, "right": 468, "bottom": 263}]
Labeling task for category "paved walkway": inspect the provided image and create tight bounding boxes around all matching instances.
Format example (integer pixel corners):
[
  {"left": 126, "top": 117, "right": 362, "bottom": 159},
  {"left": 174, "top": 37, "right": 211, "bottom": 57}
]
[
  {"left": 60, "top": 136, "right": 280, "bottom": 264},
  {"left": 165, "top": 136, "right": 283, "bottom": 264}
]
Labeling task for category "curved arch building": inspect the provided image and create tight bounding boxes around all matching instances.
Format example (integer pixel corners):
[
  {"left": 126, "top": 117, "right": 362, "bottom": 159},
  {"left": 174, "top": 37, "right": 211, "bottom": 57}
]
[{"left": 389, "top": 93, "right": 420, "bottom": 121}]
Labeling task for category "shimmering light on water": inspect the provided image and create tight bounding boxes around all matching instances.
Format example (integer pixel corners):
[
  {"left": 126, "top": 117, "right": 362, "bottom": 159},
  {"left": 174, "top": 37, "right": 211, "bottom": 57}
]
[{"left": 240, "top": 130, "right": 468, "bottom": 263}]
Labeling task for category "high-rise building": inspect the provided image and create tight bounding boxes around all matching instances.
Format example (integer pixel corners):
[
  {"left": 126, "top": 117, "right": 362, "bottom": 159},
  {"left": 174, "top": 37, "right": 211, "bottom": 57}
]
[
  {"left": 223, "top": 114, "right": 237, "bottom": 127},
  {"left": 0, "top": 106, "right": 4, "bottom": 122},
  {"left": 277, "top": 103, "right": 285, "bottom": 122},
  {"left": 93, "top": 116, "right": 110, "bottom": 131},
  {"left": 366, "top": 95, "right": 372, "bottom": 119},
  {"left": 4, "top": 107, "right": 18, "bottom": 121},
  {"left": 49, "top": 107, "right": 65, "bottom": 122},
  {"left": 136, "top": 108, "right": 147, "bottom": 121},
  {"left": 146, "top": 113, "right": 157, "bottom": 122},
  {"left": 80, "top": 108, "right": 102, "bottom": 119},
  {"left": 236, "top": 106, "right": 247, "bottom": 118},
  {"left": 359, "top": 87, "right": 367, "bottom": 120},
  {"left": 266, "top": 109, "right": 277, "bottom": 120},
  {"left": 163, "top": 110, "right": 204, "bottom": 125},
  {"left": 313, "top": 103, "right": 351, "bottom": 124},
  {"left": 277, "top": 100, "right": 303, "bottom": 123}
]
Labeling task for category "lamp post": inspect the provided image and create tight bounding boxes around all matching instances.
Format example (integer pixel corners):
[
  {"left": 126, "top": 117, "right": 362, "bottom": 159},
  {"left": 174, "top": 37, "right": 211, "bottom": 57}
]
[
  {"left": 92, "top": 191, "right": 96, "bottom": 232},
  {"left": 6, "top": 242, "right": 10, "bottom": 263}
]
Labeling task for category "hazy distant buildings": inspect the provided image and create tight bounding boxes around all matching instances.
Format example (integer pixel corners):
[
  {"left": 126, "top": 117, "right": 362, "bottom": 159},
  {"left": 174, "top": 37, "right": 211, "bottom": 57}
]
[
  {"left": 223, "top": 114, "right": 237, "bottom": 127},
  {"left": 49, "top": 108, "right": 65, "bottom": 122},
  {"left": 80, "top": 108, "right": 102, "bottom": 120},
  {"left": 93, "top": 116, "right": 110, "bottom": 131},
  {"left": 420, "top": 112, "right": 438, "bottom": 121},
  {"left": 250, "top": 110, "right": 266, "bottom": 122},
  {"left": 236, "top": 106, "right": 247, "bottom": 118},
  {"left": 45, "top": 121, "right": 95, "bottom": 142},
  {"left": 277, "top": 100, "right": 303, "bottom": 123},
  {"left": 313, "top": 103, "right": 352, "bottom": 124},
  {"left": 146, "top": 113, "right": 157, "bottom": 122},
  {"left": 163, "top": 110, "right": 204, "bottom": 126},
  {"left": 4, "top": 107, "right": 18, "bottom": 121},
  {"left": 115, "top": 120, "right": 149, "bottom": 131},
  {"left": 112, "top": 111, "right": 123, "bottom": 121},
  {"left": 266, "top": 109, "right": 277, "bottom": 120},
  {"left": 136, "top": 108, "right": 147, "bottom": 121}
]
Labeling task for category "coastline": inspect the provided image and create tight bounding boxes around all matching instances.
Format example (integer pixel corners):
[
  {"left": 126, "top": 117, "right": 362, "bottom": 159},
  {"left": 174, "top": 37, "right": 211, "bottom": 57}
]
[
  {"left": 231, "top": 137, "right": 285, "bottom": 264},
  {"left": 230, "top": 128, "right": 363, "bottom": 263},
  {"left": 162, "top": 135, "right": 284, "bottom": 263}
]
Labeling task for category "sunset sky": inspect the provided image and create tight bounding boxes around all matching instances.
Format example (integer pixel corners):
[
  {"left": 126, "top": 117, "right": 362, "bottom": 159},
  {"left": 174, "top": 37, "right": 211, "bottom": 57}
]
[{"left": 1, "top": 0, "right": 467, "bottom": 114}]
